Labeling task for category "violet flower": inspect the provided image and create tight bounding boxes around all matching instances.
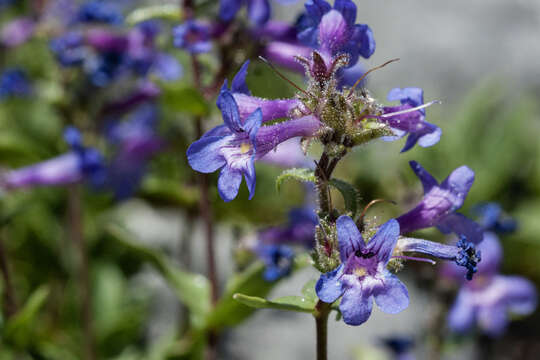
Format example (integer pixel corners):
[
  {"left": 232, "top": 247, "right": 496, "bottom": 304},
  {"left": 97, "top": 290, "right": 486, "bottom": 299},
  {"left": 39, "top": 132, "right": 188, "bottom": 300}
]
[
  {"left": 0, "top": 68, "right": 32, "bottom": 99},
  {"left": 105, "top": 105, "right": 164, "bottom": 200},
  {"left": 219, "top": 0, "right": 271, "bottom": 26},
  {"left": 222, "top": 61, "right": 302, "bottom": 123},
  {"left": 259, "top": 137, "right": 313, "bottom": 169},
  {"left": 445, "top": 233, "right": 537, "bottom": 336},
  {"left": 1, "top": 18, "right": 36, "bottom": 48},
  {"left": 259, "top": 206, "right": 318, "bottom": 248},
  {"left": 381, "top": 337, "right": 415, "bottom": 360},
  {"left": 316, "top": 216, "right": 409, "bottom": 326},
  {"left": 75, "top": 1, "right": 123, "bottom": 25},
  {"left": 397, "top": 161, "right": 483, "bottom": 244},
  {"left": 255, "top": 244, "right": 295, "bottom": 281},
  {"left": 473, "top": 202, "right": 518, "bottom": 234},
  {"left": 1, "top": 127, "right": 105, "bottom": 190},
  {"left": 381, "top": 88, "right": 441, "bottom": 152},
  {"left": 173, "top": 20, "right": 212, "bottom": 54},
  {"left": 297, "top": 0, "right": 375, "bottom": 69},
  {"left": 187, "top": 90, "right": 320, "bottom": 201}
]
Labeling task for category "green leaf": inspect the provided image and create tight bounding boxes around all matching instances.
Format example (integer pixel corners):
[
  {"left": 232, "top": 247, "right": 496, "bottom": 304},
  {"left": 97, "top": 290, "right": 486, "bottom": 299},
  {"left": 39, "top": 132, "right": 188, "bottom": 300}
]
[
  {"left": 107, "top": 225, "right": 211, "bottom": 329},
  {"left": 329, "top": 178, "right": 361, "bottom": 218},
  {"left": 126, "top": 4, "right": 182, "bottom": 25},
  {"left": 301, "top": 279, "right": 317, "bottom": 302},
  {"left": 232, "top": 293, "right": 315, "bottom": 313},
  {"left": 3, "top": 285, "right": 50, "bottom": 346},
  {"left": 275, "top": 168, "right": 315, "bottom": 192},
  {"left": 161, "top": 85, "right": 210, "bottom": 117}
]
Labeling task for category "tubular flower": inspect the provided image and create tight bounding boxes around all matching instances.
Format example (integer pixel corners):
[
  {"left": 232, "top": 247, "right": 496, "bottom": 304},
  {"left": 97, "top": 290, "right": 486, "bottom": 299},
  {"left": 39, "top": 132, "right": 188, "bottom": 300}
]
[
  {"left": 255, "top": 244, "right": 296, "bottom": 281},
  {"left": 443, "top": 234, "right": 537, "bottom": 336},
  {"left": 187, "top": 91, "right": 320, "bottom": 201},
  {"left": 219, "top": 0, "right": 271, "bottom": 26},
  {"left": 74, "top": 1, "right": 123, "bottom": 25},
  {"left": 0, "top": 68, "right": 32, "bottom": 99},
  {"left": 1, "top": 127, "right": 105, "bottom": 190},
  {"left": 396, "top": 161, "right": 483, "bottom": 244},
  {"left": 297, "top": 0, "right": 375, "bottom": 69},
  {"left": 316, "top": 216, "right": 409, "bottom": 326},
  {"left": 222, "top": 61, "right": 303, "bottom": 123},
  {"left": 381, "top": 88, "right": 441, "bottom": 152},
  {"left": 259, "top": 206, "right": 318, "bottom": 248}
]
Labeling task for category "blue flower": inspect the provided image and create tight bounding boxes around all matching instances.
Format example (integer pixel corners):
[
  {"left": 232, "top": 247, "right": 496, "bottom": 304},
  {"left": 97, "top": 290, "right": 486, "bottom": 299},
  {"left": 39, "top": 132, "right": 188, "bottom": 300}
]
[
  {"left": 75, "top": 1, "right": 123, "bottom": 25},
  {"left": 259, "top": 206, "right": 318, "bottom": 248},
  {"left": 256, "top": 244, "right": 295, "bottom": 281},
  {"left": 297, "top": 0, "right": 375, "bottom": 68},
  {"left": 173, "top": 20, "right": 212, "bottom": 54},
  {"left": 188, "top": 86, "right": 320, "bottom": 201},
  {"left": 0, "top": 68, "right": 32, "bottom": 99},
  {"left": 316, "top": 216, "right": 409, "bottom": 326},
  {"left": 380, "top": 337, "right": 415, "bottom": 360},
  {"left": 473, "top": 202, "right": 517, "bottom": 234},
  {"left": 1, "top": 127, "right": 105, "bottom": 190},
  {"left": 381, "top": 88, "right": 441, "bottom": 152},
  {"left": 220, "top": 0, "right": 271, "bottom": 26},
  {"left": 445, "top": 234, "right": 537, "bottom": 336},
  {"left": 396, "top": 161, "right": 483, "bottom": 244},
  {"left": 50, "top": 31, "right": 88, "bottom": 67}
]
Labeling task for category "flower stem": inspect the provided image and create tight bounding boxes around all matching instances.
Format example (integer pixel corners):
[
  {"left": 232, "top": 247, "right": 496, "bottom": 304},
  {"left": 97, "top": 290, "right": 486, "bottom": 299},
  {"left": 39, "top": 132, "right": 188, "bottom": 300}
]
[
  {"left": 0, "top": 232, "right": 17, "bottom": 318},
  {"left": 314, "top": 300, "right": 331, "bottom": 360},
  {"left": 68, "top": 185, "right": 95, "bottom": 360}
]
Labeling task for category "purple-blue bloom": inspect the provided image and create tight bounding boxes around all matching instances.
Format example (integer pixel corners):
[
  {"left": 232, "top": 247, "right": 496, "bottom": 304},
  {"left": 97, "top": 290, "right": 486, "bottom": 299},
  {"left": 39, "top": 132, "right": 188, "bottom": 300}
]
[
  {"left": 259, "top": 206, "right": 318, "bottom": 248},
  {"left": 219, "top": 0, "right": 271, "bottom": 26},
  {"left": 381, "top": 88, "right": 441, "bottom": 152},
  {"left": 173, "top": 20, "right": 212, "bottom": 54},
  {"left": 75, "top": 1, "right": 123, "bottom": 25},
  {"left": 297, "top": 0, "right": 375, "bottom": 69},
  {"left": 381, "top": 337, "right": 415, "bottom": 360},
  {"left": 316, "top": 216, "right": 409, "bottom": 326},
  {"left": 473, "top": 202, "right": 517, "bottom": 234},
  {"left": 444, "top": 233, "right": 537, "bottom": 336},
  {"left": 187, "top": 90, "right": 320, "bottom": 201},
  {"left": 1, "top": 127, "right": 105, "bottom": 190},
  {"left": 1, "top": 18, "right": 36, "bottom": 48},
  {"left": 396, "top": 161, "right": 483, "bottom": 244},
  {"left": 105, "top": 105, "right": 164, "bottom": 200},
  {"left": 0, "top": 68, "right": 32, "bottom": 99},
  {"left": 255, "top": 244, "right": 295, "bottom": 281}
]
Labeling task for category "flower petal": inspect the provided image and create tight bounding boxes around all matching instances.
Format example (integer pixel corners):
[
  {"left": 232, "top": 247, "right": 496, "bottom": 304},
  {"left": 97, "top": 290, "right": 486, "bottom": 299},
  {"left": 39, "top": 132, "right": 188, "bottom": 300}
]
[
  {"left": 339, "top": 286, "right": 373, "bottom": 326},
  {"left": 373, "top": 273, "right": 409, "bottom": 314},
  {"left": 244, "top": 158, "right": 257, "bottom": 200},
  {"left": 477, "top": 304, "right": 508, "bottom": 337},
  {"left": 219, "top": 0, "right": 242, "bottom": 22},
  {"left": 334, "top": 0, "right": 356, "bottom": 27},
  {"left": 447, "top": 289, "right": 476, "bottom": 333},
  {"left": 336, "top": 215, "right": 364, "bottom": 262},
  {"left": 217, "top": 90, "right": 242, "bottom": 133},
  {"left": 368, "top": 218, "right": 399, "bottom": 264},
  {"left": 243, "top": 108, "right": 263, "bottom": 145},
  {"left": 316, "top": 264, "right": 345, "bottom": 303},
  {"left": 318, "top": 10, "right": 348, "bottom": 54},
  {"left": 186, "top": 136, "right": 227, "bottom": 173},
  {"left": 440, "top": 165, "right": 475, "bottom": 201},
  {"left": 247, "top": 0, "right": 270, "bottom": 26},
  {"left": 437, "top": 213, "right": 484, "bottom": 245},
  {"left": 497, "top": 276, "right": 537, "bottom": 315},
  {"left": 231, "top": 60, "right": 251, "bottom": 95},
  {"left": 409, "top": 160, "right": 438, "bottom": 194},
  {"left": 218, "top": 165, "right": 243, "bottom": 202}
]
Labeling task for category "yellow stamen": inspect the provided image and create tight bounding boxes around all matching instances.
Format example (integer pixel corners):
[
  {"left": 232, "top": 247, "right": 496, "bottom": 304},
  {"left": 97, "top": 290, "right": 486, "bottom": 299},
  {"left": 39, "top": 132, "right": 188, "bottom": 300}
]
[{"left": 240, "top": 142, "right": 251, "bottom": 154}]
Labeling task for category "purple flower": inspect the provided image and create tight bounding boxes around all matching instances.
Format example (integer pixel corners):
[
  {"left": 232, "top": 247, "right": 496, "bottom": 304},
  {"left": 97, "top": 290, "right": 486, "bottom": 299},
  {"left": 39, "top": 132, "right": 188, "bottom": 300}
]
[
  {"left": 223, "top": 61, "right": 303, "bottom": 123},
  {"left": 260, "top": 137, "right": 313, "bottom": 168},
  {"left": 75, "top": 1, "right": 123, "bottom": 25},
  {"left": 262, "top": 41, "right": 313, "bottom": 73},
  {"left": 105, "top": 105, "right": 164, "bottom": 200},
  {"left": 259, "top": 206, "right": 318, "bottom": 248},
  {"left": 297, "top": 0, "right": 375, "bottom": 68},
  {"left": 173, "top": 20, "right": 212, "bottom": 54},
  {"left": 50, "top": 31, "right": 88, "bottom": 67},
  {"left": 381, "top": 88, "right": 441, "bottom": 152},
  {"left": 255, "top": 244, "right": 295, "bottom": 281},
  {"left": 473, "top": 202, "right": 517, "bottom": 234},
  {"left": 0, "top": 68, "right": 32, "bottom": 99},
  {"left": 1, "top": 18, "right": 36, "bottom": 47},
  {"left": 187, "top": 91, "right": 320, "bottom": 201},
  {"left": 220, "top": 0, "right": 271, "bottom": 26},
  {"left": 1, "top": 127, "right": 105, "bottom": 190},
  {"left": 380, "top": 337, "right": 415, "bottom": 360},
  {"left": 316, "top": 216, "right": 409, "bottom": 326},
  {"left": 445, "top": 234, "right": 537, "bottom": 336},
  {"left": 397, "top": 161, "right": 483, "bottom": 244}
]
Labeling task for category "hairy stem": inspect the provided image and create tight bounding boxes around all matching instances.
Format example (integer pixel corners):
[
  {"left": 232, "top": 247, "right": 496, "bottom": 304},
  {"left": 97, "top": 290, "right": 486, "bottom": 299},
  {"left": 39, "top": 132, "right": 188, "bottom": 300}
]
[
  {"left": 0, "top": 232, "right": 17, "bottom": 318},
  {"left": 68, "top": 185, "right": 95, "bottom": 360},
  {"left": 314, "top": 300, "right": 331, "bottom": 360}
]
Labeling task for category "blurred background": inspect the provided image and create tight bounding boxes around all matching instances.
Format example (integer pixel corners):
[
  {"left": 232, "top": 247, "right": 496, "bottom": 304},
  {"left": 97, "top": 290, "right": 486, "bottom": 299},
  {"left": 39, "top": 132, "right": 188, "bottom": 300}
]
[{"left": 0, "top": 0, "right": 539, "bottom": 359}]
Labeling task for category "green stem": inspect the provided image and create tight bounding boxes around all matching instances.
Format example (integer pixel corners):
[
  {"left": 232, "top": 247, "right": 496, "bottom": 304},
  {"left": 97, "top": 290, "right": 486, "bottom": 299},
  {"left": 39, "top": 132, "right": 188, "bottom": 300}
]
[
  {"left": 0, "top": 232, "right": 17, "bottom": 318},
  {"left": 314, "top": 300, "right": 331, "bottom": 360}
]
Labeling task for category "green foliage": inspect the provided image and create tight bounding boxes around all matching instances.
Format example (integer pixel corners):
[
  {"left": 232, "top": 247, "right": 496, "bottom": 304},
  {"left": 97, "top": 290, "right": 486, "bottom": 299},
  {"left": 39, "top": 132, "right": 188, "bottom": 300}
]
[
  {"left": 161, "top": 85, "right": 210, "bottom": 117},
  {"left": 329, "top": 178, "right": 361, "bottom": 218},
  {"left": 275, "top": 168, "right": 315, "bottom": 192},
  {"left": 126, "top": 4, "right": 182, "bottom": 25}
]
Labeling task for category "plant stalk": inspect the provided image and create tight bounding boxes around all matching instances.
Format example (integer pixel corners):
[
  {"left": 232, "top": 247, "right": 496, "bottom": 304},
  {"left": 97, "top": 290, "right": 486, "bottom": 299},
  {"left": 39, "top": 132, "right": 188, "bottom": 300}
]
[
  {"left": 314, "top": 300, "right": 331, "bottom": 360},
  {"left": 0, "top": 232, "right": 17, "bottom": 318}
]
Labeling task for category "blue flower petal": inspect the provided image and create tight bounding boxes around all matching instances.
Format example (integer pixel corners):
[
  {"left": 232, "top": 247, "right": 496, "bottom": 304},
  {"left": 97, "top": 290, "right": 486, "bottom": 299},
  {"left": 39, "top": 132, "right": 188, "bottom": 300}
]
[
  {"left": 218, "top": 165, "right": 243, "bottom": 202},
  {"left": 219, "top": 0, "right": 242, "bottom": 22},
  {"left": 231, "top": 61, "right": 251, "bottom": 95},
  {"left": 336, "top": 215, "right": 364, "bottom": 262},
  {"left": 436, "top": 213, "right": 484, "bottom": 244},
  {"left": 339, "top": 285, "right": 373, "bottom": 326},
  {"left": 247, "top": 0, "right": 271, "bottom": 26},
  {"left": 447, "top": 289, "right": 476, "bottom": 333},
  {"left": 187, "top": 136, "right": 227, "bottom": 173},
  {"left": 373, "top": 272, "right": 409, "bottom": 314},
  {"left": 334, "top": 0, "right": 357, "bottom": 27},
  {"left": 217, "top": 90, "right": 243, "bottom": 133},
  {"left": 440, "top": 165, "right": 475, "bottom": 201},
  {"left": 315, "top": 264, "right": 345, "bottom": 303},
  {"left": 367, "top": 219, "right": 399, "bottom": 264},
  {"left": 245, "top": 159, "right": 257, "bottom": 200},
  {"left": 409, "top": 160, "right": 439, "bottom": 193}
]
